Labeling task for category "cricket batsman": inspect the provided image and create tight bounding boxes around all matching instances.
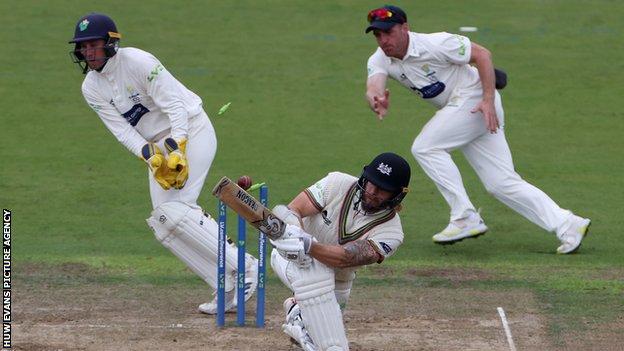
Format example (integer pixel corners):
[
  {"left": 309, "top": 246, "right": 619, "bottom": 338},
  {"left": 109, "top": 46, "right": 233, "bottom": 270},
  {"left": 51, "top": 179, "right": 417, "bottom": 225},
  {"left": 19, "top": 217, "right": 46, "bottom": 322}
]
[
  {"left": 269, "top": 152, "right": 411, "bottom": 350},
  {"left": 69, "top": 13, "right": 257, "bottom": 314},
  {"left": 364, "top": 5, "right": 591, "bottom": 253}
]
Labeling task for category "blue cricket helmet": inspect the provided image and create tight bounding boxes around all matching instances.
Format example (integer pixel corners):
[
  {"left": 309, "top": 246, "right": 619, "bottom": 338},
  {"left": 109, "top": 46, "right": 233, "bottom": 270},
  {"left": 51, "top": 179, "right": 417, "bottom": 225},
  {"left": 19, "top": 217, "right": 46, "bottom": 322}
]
[
  {"left": 69, "top": 13, "right": 121, "bottom": 73},
  {"left": 69, "top": 13, "right": 120, "bottom": 43}
]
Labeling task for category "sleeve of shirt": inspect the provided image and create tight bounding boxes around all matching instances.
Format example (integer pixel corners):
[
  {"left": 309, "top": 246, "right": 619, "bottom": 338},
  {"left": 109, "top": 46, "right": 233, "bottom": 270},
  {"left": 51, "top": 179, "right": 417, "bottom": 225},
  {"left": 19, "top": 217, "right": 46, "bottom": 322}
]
[
  {"left": 134, "top": 54, "right": 190, "bottom": 141},
  {"left": 428, "top": 32, "right": 471, "bottom": 65},
  {"left": 366, "top": 219, "right": 404, "bottom": 263},
  {"left": 302, "top": 172, "right": 345, "bottom": 212},
  {"left": 82, "top": 81, "right": 147, "bottom": 157},
  {"left": 366, "top": 48, "right": 390, "bottom": 78}
]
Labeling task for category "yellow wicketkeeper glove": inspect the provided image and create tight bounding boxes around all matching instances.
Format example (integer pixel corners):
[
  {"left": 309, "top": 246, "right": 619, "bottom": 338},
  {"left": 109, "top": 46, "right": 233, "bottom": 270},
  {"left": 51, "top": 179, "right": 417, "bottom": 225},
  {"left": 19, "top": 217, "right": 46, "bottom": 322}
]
[
  {"left": 164, "top": 137, "right": 188, "bottom": 189},
  {"left": 141, "top": 143, "right": 177, "bottom": 190}
]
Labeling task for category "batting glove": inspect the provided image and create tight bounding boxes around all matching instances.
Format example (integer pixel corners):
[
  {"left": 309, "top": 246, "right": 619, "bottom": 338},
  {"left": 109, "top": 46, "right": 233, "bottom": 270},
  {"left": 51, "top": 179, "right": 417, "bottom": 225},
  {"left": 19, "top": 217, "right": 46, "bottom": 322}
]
[
  {"left": 270, "top": 225, "right": 314, "bottom": 268},
  {"left": 273, "top": 205, "right": 302, "bottom": 227}
]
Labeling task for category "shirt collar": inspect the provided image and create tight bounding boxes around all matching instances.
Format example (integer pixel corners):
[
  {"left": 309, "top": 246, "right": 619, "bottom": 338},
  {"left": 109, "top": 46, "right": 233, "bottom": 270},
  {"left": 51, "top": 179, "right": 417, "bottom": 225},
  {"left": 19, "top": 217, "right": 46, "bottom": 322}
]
[
  {"left": 100, "top": 50, "right": 119, "bottom": 75},
  {"left": 390, "top": 32, "right": 420, "bottom": 62}
]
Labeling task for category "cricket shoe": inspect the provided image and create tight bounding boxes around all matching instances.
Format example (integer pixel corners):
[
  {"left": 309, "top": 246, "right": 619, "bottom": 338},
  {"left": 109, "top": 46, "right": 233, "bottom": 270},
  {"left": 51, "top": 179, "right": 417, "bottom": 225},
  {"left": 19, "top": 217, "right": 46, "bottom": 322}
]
[
  {"left": 282, "top": 297, "right": 318, "bottom": 351},
  {"left": 556, "top": 215, "right": 591, "bottom": 254},
  {"left": 198, "top": 253, "right": 258, "bottom": 314},
  {"left": 432, "top": 211, "right": 488, "bottom": 245}
]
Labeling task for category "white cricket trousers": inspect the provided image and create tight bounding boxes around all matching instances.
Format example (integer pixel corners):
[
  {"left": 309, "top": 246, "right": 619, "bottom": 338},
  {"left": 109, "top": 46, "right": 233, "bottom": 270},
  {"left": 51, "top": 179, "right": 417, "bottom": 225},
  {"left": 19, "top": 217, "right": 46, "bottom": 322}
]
[
  {"left": 411, "top": 92, "right": 572, "bottom": 233},
  {"left": 148, "top": 110, "right": 217, "bottom": 210}
]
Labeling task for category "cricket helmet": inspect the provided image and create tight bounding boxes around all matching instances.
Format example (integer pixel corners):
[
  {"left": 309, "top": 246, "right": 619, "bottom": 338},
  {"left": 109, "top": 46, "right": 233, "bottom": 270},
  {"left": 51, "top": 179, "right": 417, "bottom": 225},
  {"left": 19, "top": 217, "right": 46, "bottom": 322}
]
[
  {"left": 69, "top": 13, "right": 121, "bottom": 73},
  {"left": 358, "top": 152, "right": 411, "bottom": 210}
]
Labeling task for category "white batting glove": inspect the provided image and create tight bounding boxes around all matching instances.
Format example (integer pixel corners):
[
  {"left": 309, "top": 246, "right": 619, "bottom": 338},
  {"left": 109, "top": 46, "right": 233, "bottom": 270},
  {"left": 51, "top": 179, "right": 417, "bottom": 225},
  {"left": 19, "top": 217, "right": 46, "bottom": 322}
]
[
  {"left": 273, "top": 205, "right": 302, "bottom": 227},
  {"left": 271, "top": 224, "right": 314, "bottom": 268}
]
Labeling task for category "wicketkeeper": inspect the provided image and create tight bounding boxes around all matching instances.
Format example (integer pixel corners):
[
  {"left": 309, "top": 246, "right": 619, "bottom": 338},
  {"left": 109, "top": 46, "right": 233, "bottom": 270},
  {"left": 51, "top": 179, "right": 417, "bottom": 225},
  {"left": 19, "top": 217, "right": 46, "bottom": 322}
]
[
  {"left": 69, "top": 13, "right": 257, "bottom": 314},
  {"left": 270, "top": 152, "right": 411, "bottom": 351}
]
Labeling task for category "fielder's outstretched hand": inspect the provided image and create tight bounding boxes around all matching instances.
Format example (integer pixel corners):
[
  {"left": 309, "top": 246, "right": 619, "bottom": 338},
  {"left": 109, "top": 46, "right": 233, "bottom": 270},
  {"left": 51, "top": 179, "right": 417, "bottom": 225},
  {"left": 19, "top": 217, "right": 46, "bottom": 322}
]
[
  {"left": 372, "top": 89, "right": 390, "bottom": 121},
  {"left": 471, "top": 99, "right": 499, "bottom": 133}
]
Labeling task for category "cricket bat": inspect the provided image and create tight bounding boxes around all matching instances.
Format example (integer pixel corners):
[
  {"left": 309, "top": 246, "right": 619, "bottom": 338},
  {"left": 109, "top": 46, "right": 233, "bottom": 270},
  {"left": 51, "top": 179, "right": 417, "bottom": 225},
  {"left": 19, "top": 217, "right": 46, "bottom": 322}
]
[{"left": 212, "top": 176, "right": 285, "bottom": 240}]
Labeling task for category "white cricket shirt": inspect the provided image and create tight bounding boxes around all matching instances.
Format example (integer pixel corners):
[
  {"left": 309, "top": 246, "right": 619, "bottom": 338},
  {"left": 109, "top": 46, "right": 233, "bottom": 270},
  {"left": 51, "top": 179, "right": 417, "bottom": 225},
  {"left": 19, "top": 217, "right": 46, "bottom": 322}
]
[
  {"left": 81, "top": 47, "right": 203, "bottom": 157},
  {"left": 302, "top": 172, "right": 404, "bottom": 264},
  {"left": 367, "top": 31, "right": 482, "bottom": 109}
]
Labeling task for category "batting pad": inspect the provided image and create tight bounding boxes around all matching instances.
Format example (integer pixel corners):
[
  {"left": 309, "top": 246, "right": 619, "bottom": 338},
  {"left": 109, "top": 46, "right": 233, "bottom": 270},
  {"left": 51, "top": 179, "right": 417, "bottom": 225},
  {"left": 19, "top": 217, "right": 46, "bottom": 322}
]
[
  {"left": 292, "top": 261, "right": 349, "bottom": 351},
  {"left": 147, "top": 201, "right": 239, "bottom": 291},
  {"left": 335, "top": 270, "right": 355, "bottom": 310}
]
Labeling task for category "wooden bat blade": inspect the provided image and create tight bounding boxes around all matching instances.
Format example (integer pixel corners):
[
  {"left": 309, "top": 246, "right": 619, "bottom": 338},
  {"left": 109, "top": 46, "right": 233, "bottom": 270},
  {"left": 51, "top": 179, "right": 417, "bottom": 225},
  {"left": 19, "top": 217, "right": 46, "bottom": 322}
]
[{"left": 212, "top": 176, "right": 285, "bottom": 240}]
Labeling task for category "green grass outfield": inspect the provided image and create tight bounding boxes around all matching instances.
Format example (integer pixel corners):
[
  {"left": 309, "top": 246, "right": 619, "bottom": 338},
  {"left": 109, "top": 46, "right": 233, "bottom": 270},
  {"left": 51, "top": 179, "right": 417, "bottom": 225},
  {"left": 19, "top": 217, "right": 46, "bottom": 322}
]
[{"left": 2, "top": 0, "right": 623, "bottom": 347}]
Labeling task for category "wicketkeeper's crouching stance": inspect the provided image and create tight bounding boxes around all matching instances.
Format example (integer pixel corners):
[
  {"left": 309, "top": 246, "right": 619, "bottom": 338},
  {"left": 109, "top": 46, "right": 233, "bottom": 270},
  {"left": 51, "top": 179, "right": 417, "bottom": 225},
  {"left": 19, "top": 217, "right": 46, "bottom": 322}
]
[
  {"left": 69, "top": 13, "right": 257, "bottom": 314},
  {"left": 270, "top": 153, "right": 411, "bottom": 351}
]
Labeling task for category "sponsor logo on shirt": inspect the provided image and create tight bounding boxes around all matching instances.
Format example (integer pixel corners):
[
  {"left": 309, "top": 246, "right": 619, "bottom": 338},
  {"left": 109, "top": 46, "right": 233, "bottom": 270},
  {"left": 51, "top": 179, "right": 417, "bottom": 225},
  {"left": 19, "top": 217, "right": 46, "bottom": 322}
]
[
  {"left": 321, "top": 210, "right": 332, "bottom": 225},
  {"left": 454, "top": 34, "right": 467, "bottom": 56},
  {"left": 147, "top": 64, "right": 164, "bottom": 82},
  {"left": 380, "top": 242, "right": 393, "bottom": 254},
  {"left": 122, "top": 103, "right": 150, "bottom": 126},
  {"left": 412, "top": 81, "right": 446, "bottom": 99},
  {"left": 400, "top": 69, "right": 446, "bottom": 99},
  {"left": 88, "top": 103, "right": 101, "bottom": 111}
]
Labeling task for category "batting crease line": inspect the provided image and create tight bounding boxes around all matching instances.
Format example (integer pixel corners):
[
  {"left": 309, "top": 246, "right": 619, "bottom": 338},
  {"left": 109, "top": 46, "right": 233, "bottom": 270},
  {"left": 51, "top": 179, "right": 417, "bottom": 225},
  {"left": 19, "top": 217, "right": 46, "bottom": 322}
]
[
  {"left": 13, "top": 323, "right": 207, "bottom": 329},
  {"left": 497, "top": 307, "right": 517, "bottom": 351}
]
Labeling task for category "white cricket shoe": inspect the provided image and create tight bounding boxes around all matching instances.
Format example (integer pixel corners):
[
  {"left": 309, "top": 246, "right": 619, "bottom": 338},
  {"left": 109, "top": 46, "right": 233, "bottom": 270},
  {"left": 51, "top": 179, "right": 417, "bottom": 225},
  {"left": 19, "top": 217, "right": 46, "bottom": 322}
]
[
  {"left": 432, "top": 211, "right": 488, "bottom": 244},
  {"left": 282, "top": 297, "right": 318, "bottom": 351},
  {"left": 198, "top": 253, "right": 258, "bottom": 314},
  {"left": 557, "top": 216, "right": 591, "bottom": 254}
]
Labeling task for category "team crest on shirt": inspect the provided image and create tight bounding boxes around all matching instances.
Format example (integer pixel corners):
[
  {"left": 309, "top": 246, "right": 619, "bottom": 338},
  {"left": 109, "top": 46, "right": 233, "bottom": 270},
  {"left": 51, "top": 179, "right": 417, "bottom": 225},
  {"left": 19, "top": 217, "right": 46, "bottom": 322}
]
[
  {"left": 377, "top": 163, "right": 392, "bottom": 175},
  {"left": 126, "top": 86, "right": 141, "bottom": 103},
  {"left": 421, "top": 64, "right": 430, "bottom": 74}
]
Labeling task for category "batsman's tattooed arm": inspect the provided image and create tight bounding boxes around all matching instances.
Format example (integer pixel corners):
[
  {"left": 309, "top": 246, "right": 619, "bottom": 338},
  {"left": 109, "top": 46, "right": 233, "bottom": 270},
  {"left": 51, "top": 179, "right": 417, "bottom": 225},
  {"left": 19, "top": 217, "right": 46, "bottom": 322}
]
[
  {"left": 270, "top": 154, "right": 411, "bottom": 350},
  {"left": 342, "top": 240, "right": 381, "bottom": 267},
  {"left": 306, "top": 239, "right": 381, "bottom": 269}
]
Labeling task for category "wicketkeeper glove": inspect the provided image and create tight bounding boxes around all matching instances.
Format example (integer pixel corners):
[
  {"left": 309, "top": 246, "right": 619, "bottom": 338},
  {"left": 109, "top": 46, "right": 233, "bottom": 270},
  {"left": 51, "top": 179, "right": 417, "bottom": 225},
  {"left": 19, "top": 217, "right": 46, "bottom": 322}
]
[
  {"left": 141, "top": 143, "right": 176, "bottom": 190},
  {"left": 164, "top": 137, "right": 188, "bottom": 189}
]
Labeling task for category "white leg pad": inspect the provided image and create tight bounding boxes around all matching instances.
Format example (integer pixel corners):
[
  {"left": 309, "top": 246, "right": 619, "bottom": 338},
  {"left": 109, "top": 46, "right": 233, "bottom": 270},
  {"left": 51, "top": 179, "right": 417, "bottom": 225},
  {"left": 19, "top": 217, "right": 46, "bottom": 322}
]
[
  {"left": 292, "top": 261, "right": 349, "bottom": 351},
  {"left": 146, "top": 201, "right": 239, "bottom": 290},
  {"left": 334, "top": 281, "right": 352, "bottom": 311},
  {"left": 334, "top": 270, "right": 355, "bottom": 310}
]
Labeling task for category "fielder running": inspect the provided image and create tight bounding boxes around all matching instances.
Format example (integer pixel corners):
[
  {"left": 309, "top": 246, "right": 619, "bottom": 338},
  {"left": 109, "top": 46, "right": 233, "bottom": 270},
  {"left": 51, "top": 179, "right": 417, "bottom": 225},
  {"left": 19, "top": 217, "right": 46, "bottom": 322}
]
[
  {"left": 269, "top": 152, "right": 411, "bottom": 351},
  {"left": 364, "top": 5, "right": 591, "bottom": 254},
  {"left": 69, "top": 13, "right": 256, "bottom": 313}
]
